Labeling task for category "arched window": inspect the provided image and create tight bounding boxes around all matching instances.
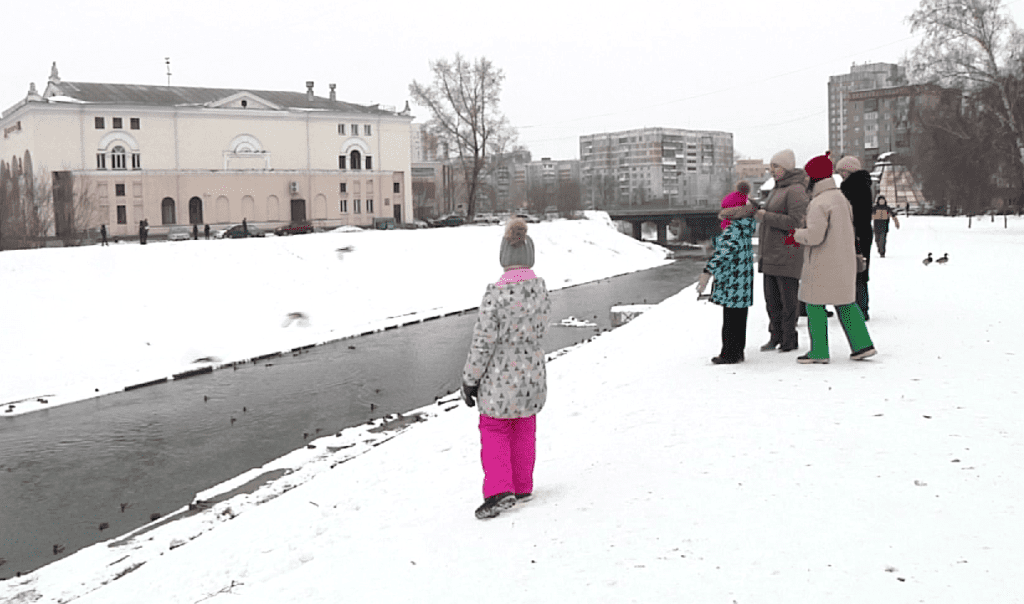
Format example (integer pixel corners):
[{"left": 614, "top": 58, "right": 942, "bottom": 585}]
[
  {"left": 161, "top": 197, "right": 176, "bottom": 225},
  {"left": 111, "top": 145, "right": 126, "bottom": 170},
  {"left": 189, "top": 196, "right": 204, "bottom": 225},
  {"left": 350, "top": 150, "right": 362, "bottom": 171}
]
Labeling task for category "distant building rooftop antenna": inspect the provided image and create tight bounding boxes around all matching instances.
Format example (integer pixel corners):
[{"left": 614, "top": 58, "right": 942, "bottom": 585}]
[{"left": 165, "top": 57, "right": 171, "bottom": 86}]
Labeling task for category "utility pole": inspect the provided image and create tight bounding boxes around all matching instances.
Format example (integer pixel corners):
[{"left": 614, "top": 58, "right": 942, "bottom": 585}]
[{"left": 165, "top": 57, "right": 171, "bottom": 86}]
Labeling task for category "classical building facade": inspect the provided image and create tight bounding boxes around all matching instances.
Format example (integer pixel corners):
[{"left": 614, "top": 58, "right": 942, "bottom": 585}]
[
  {"left": 580, "top": 127, "right": 734, "bottom": 208},
  {"left": 0, "top": 64, "right": 413, "bottom": 238}
]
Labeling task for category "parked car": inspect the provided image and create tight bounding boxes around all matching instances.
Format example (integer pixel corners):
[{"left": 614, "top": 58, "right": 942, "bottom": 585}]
[
  {"left": 274, "top": 220, "right": 314, "bottom": 236},
  {"left": 431, "top": 215, "right": 466, "bottom": 227},
  {"left": 515, "top": 213, "right": 541, "bottom": 223},
  {"left": 167, "top": 226, "right": 191, "bottom": 241},
  {"left": 222, "top": 224, "right": 266, "bottom": 238}
]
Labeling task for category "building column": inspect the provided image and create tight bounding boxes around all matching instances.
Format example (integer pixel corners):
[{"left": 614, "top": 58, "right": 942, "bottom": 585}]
[{"left": 632, "top": 221, "right": 642, "bottom": 240}]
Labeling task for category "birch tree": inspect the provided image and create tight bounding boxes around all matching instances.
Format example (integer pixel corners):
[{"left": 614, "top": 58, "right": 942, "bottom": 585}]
[{"left": 905, "top": 0, "right": 1024, "bottom": 187}]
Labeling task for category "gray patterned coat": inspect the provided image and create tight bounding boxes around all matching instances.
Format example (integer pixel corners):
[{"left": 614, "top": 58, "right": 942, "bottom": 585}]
[{"left": 462, "top": 277, "right": 552, "bottom": 419}]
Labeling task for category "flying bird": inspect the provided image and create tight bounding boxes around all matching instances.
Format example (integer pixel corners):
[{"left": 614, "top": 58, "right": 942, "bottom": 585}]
[
  {"left": 922, "top": 253, "right": 933, "bottom": 266},
  {"left": 936, "top": 253, "right": 949, "bottom": 264}
]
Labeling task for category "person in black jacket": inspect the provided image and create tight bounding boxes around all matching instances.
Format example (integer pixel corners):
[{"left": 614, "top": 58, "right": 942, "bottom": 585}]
[{"left": 836, "top": 156, "right": 874, "bottom": 320}]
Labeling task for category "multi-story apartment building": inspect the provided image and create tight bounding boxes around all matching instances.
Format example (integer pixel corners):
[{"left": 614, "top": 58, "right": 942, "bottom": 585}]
[
  {"left": 828, "top": 62, "right": 905, "bottom": 165},
  {"left": 579, "top": 127, "right": 733, "bottom": 208},
  {"left": 843, "top": 83, "right": 957, "bottom": 171},
  {"left": 0, "top": 64, "right": 413, "bottom": 238},
  {"left": 411, "top": 123, "right": 443, "bottom": 163}
]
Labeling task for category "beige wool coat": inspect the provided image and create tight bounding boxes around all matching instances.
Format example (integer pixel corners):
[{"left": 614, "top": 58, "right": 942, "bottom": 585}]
[{"left": 793, "top": 178, "right": 857, "bottom": 305}]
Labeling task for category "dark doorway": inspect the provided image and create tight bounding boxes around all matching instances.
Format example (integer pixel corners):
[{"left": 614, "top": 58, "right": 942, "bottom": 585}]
[
  {"left": 290, "top": 199, "right": 306, "bottom": 222},
  {"left": 188, "top": 197, "right": 204, "bottom": 225},
  {"left": 161, "top": 198, "right": 176, "bottom": 225},
  {"left": 393, "top": 202, "right": 401, "bottom": 223}
]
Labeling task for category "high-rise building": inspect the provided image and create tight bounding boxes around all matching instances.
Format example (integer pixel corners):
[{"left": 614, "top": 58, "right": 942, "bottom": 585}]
[
  {"left": 828, "top": 62, "right": 905, "bottom": 165},
  {"left": 579, "top": 127, "right": 733, "bottom": 209}
]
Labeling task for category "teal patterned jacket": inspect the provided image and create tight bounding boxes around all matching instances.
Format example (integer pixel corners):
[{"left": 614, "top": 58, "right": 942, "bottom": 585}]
[
  {"left": 462, "top": 277, "right": 551, "bottom": 419},
  {"left": 705, "top": 216, "right": 756, "bottom": 308}
]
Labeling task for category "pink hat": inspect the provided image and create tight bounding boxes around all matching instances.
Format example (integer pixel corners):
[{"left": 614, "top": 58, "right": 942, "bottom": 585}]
[{"left": 720, "top": 181, "right": 751, "bottom": 229}]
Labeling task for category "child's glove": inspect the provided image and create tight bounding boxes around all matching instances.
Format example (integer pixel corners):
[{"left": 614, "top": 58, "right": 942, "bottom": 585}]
[
  {"left": 461, "top": 382, "right": 478, "bottom": 408},
  {"left": 783, "top": 230, "right": 800, "bottom": 248}
]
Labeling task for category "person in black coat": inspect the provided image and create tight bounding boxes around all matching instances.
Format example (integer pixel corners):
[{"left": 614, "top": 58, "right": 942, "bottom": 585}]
[{"left": 836, "top": 156, "right": 874, "bottom": 320}]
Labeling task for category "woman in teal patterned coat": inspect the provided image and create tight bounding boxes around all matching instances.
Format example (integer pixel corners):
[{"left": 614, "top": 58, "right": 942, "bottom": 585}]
[{"left": 697, "top": 181, "right": 757, "bottom": 364}]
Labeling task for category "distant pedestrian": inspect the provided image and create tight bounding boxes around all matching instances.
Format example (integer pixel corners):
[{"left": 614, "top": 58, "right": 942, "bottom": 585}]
[
  {"left": 242, "top": 218, "right": 248, "bottom": 236},
  {"left": 204, "top": 224, "right": 210, "bottom": 240},
  {"left": 872, "top": 196, "right": 900, "bottom": 258},
  {"left": 754, "top": 149, "right": 809, "bottom": 353},
  {"left": 138, "top": 220, "right": 147, "bottom": 245},
  {"left": 791, "top": 152, "right": 876, "bottom": 364},
  {"left": 100, "top": 224, "right": 108, "bottom": 246},
  {"left": 836, "top": 155, "right": 874, "bottom": 320},
  {"left": 192, "top": 224, "right": 199, "bottom": 240},
  {"left": 462, "top": 217, "right": 551, "bottom": 520},
  {"left": 697, "top": 181, "right": 757, "bottom": 364}
]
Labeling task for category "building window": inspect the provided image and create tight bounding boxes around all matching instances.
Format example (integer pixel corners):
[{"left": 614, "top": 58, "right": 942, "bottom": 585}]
[
  {"left": 339, "top": 155, "right": 347, "bottom": 170},
  {"left": 161, "top": 197, "right": 176, "bottom": 224},
  {"left": 351, "top": 124, "right": 359, "bottom": 136},
  {"left": 393, "top": 182, "right": 400, "bottom": 194},
  {"left": 340, "top": 199, "right": 348, "bottom": 213},
  {"left": 340, "top": 182, "right": 347, "bottom": 193},
  {"left": 338, "top": 124, "right": 345, "bottom": 135},
  {"left": 116, "top": 205, "right": 127, "bottom": 224},
  {"left": 131, "top": 153, "right": 141, "bottom": 170},
  {"left": 111, "top": 146, "right": 126, "bottom": 170},
  {"left": 112, "top": 117, "right": 122, "bottom": 129},
  {"left": 350, "top": 150, "right": 362, "bottom": 170},
  {"left": 115, "top": 183, "right": 126, "bottom": 196},
  {"left": 367, "top": 199, "right": 374, "bottom": 213},
  {"left": 95, "top": 117, "right": 105, "bottom": 129},
  {"left": 354, "top": 199, "right": 361, "bottom": 213},
  {"left": 365, "top": 156, "right": 372, "bottom": 170},
  {"left": 130, "top": 118, "right": 140, "bottom": 130},
  {"left": 96, "top": 153, "right": 106, "bottom": 169},
  {"left": 364, "top": 125, "right": 371, "bottom": 136}
]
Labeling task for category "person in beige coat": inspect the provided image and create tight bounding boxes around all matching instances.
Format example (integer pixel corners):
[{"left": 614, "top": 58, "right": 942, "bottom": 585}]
[{"left": 791, "top": 152, "right": 876, "bottom": 364}]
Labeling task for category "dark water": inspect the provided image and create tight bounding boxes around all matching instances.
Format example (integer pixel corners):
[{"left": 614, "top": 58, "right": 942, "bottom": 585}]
[{"left": 0, "top": 259, "right": 703, "bottom": 579}]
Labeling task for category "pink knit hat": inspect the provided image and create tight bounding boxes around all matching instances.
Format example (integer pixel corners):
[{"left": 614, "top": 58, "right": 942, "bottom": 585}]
[{"left": 720, "top": 181, "right": 751, "bottom": 229}]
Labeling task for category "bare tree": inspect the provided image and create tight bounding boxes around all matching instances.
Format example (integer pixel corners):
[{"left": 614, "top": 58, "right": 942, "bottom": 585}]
[
  {"left": 555, "top": 180, "right": 582, "bottom": 217},
  {"left": 409, "top": 54, "right": 517, "bottom": 220},
  {"left": 905, "top": 0, "right": 1024, "bottom": 185}
]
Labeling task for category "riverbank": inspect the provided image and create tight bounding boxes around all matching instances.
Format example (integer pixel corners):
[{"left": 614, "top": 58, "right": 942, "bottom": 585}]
[
  {"left": 0, "top": 212, "right": 671, "bottom": 416},
  {"left": 3, "top": 215, "right": 1021, "bottom": 603}
]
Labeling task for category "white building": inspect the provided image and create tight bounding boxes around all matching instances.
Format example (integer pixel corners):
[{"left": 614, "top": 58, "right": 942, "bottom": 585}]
[{"left": 0, "top": 63, "right": 413, "bottom": 238}]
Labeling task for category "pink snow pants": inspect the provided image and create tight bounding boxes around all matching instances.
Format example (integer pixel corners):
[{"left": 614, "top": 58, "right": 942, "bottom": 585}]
[{"left": 479, "top": 414, "right": 536, "bottom": 499}]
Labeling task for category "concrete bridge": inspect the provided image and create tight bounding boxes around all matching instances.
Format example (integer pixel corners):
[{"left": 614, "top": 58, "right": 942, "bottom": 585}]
[{"left": 604, "top": 206, "right": 721, "bottom": 244}]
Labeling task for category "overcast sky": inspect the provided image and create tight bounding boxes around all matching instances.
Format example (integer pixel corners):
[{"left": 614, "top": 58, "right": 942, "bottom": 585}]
[{"left": 2, "top": 0, "right": 1022, "bottom": 166}]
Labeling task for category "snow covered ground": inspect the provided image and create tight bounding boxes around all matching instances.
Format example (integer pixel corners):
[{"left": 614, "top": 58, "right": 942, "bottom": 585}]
[
  {"left": 2, "top": 215, "right": 1022, "bottom": 604},
  {"left": 0, "top": 211, "right": 671, "bottom": 416}
]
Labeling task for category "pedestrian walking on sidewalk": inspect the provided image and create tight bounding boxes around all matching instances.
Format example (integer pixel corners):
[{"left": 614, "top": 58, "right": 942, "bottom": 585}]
[
  {"left": 698, "top": 181, "right": 757, "bottom": 364},
  {"left": 462, "top": 217, "right": 552, "bottom": 520},
  {"left": 100, "top": 224, "right": 108, "bottom": 246},
  {"left": 872, "top": 196, "right": 900, "bottom": 258},
  {"left": 791, "top": 152, "right": 876, "bottom": 364},
  {"left": 837, "top": 155, "right": 874, "bottom": 320},
  {"left": 754, "top": 149, "right": 809, "bottom": 353}
]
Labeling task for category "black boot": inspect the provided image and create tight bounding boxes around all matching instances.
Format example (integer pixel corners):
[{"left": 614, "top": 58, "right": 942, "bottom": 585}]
[{"left": 475, "top": 492, "right": 516, "bottom": 520}]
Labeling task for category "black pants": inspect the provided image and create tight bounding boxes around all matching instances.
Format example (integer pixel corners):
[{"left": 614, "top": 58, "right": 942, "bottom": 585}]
[
  {"left": 721, "top": 306, "right": 749, "bottom": 360},
  {"left": 763, "top": 274, "right": 799, "bottom": 348},
  {"left": 855, "top": 249, "right": 870, "bottom": 317}
]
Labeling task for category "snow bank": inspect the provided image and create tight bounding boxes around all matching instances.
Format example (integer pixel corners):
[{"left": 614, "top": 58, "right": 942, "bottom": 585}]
[{"left": 2, "top": 216, "right": 1021, "bottom": 604}]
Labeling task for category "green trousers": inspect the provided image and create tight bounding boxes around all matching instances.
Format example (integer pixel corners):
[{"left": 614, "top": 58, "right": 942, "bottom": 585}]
[{"left": 805, "top": 303, "right": 873, "bottom": 359}]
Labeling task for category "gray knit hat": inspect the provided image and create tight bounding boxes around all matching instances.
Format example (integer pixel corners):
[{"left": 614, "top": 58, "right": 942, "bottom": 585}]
[{"left": 499, "top": 217, "right": 535, "bottom": 269}]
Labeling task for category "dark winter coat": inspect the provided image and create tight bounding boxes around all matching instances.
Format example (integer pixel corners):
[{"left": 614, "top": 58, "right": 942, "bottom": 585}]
[
  {"left": 793, "top": 179, "right": 857, "bottom": 305},
  {"left": 757, "top": 169, "right": 809, "bottom": 279},
  {"left": 840, "top": 170, "right": 875, "bottom": 279},
  {"left": 462, "top": 276, "right": 551, "bottom": 419},
  {"left": 705, "top": 204, "right": 756, "bottom": 308}
]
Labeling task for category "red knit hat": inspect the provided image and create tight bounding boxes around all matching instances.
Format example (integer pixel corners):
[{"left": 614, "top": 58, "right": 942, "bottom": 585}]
[{"left": 804, "top": 151, "right": 834, "bottom": 180}]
